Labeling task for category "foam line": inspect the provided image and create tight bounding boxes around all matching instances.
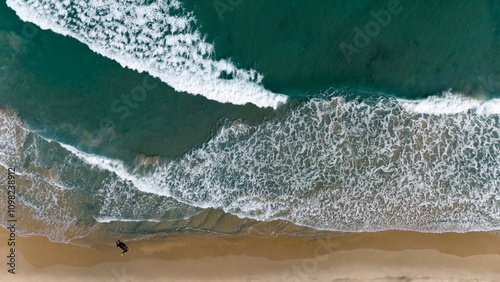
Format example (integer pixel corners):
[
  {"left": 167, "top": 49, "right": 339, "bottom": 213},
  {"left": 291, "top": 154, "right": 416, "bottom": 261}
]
[
  {"left": 94, "top": 216, "right": 161, "bottom": 223},
  {"left": 6, "top": 0, "right": 288, "bottom": 108},
  {"left": 398, "top": 90, "right": 500, "bottom": 115},
  {"left": 143, "top": 93, "right": 500, "bottom": 232}
]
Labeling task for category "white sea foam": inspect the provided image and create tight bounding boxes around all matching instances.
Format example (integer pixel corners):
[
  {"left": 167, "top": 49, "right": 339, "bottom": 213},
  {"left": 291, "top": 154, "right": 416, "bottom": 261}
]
[
  {"left": 39, "top": 92, "right": 500, "bottom": 233},
  {"left": 48, "top": 138, "right": 138, "bottom": 184},
  {"left": 2, "top": 92, "right": 500, "bottom": 236},
  {"left": 0, "top": 111, "right": 88, "bottom": 242},
  {"left": 0, "top": 111, "right": 200, "bottom": 242},
  {"left": 142, "top": 93, "right": 500, "bottom": 232},
  {"left": 94, "top": 216, "right": 161, "bottom": 223},
  {"left": 40, "top": 136, "right": 202, "bottom": 228},
  {"left": 399, "top": 90, "right": 500, "bottom": 115},
  {"left": 6, "top": 0, "right": 288, "bottom": 108},
  {"left": 0, "top": 110, "right": 27, "bottom": 167}
]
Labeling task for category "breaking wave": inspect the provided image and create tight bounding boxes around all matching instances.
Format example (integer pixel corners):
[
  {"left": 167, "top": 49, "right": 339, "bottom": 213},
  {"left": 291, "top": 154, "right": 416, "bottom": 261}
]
[
  {"left": 2, "top": 91, "right": 500, "bottom": 240},
  {"left": 1, "top": 91, "right": 500, "bottom": 243},
  {"left": 148, "top": 92, "right": 500, "bottom": 232},
  {"left": 6, "top": 0, "right": 288, "bottom": 108}
]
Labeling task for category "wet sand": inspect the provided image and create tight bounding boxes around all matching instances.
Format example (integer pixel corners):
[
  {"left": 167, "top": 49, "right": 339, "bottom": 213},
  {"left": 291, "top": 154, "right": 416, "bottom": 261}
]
[{"left": 1, "top": 228, "right": 500, "bottom": 281}]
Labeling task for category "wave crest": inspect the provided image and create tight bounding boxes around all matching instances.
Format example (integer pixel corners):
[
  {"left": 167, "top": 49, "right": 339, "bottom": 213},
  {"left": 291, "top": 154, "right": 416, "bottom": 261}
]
[{"left": 7, "top": 0, "right": 288, "bottom": 108}]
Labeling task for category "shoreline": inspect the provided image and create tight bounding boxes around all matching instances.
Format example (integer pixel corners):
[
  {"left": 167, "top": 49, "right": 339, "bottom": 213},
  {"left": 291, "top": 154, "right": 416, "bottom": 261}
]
[{"left": 1, "top": 228, "right": 500, "bottom": 281}]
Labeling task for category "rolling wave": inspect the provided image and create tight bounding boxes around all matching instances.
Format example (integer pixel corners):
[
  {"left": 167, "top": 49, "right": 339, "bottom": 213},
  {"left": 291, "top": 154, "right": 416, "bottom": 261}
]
[
  {"left": 6, "top": 0, "right": 288, "bottom": 108},
  {"left": 399, "top": 90, "right": 500, "bottom": 115}
]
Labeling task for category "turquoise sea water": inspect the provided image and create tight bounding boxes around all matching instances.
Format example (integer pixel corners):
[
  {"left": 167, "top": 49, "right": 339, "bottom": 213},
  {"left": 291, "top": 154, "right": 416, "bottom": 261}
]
[{"left": 1, "top": 0, "right": 500, "bottom": 243}]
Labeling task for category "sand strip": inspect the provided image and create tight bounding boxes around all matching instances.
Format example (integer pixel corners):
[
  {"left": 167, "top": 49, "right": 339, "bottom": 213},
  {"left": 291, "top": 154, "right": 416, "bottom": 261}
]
[{"left": 1, "top": 229, "right": 500, "bottom": 281}]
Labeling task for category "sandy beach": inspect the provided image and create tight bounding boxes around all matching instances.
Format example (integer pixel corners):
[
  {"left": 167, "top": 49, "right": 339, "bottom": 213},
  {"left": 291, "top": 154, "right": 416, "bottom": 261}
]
[
  {"left": 1, "top": 228, "right": 500, "bottom": 281},
  {"left": 3, "top": 0, "right": 500, "bottom": 281}
]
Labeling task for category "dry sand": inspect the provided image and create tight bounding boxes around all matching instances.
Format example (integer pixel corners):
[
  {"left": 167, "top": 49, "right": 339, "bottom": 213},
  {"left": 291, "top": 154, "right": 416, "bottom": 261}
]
[{"left": 1, "top": 228, "right": 500, "bottom": 281}]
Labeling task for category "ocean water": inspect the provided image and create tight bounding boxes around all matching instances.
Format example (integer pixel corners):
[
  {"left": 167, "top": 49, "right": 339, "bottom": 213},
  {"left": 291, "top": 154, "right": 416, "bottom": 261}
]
[{"left": 1, "top": 0, "right": 500, "bottom": 243}]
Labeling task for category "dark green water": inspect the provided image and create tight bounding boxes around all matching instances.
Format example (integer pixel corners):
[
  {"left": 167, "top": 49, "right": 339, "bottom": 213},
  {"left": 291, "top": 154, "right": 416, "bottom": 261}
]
[
  {"left": 1, "top": 0, "right": 500, "bottom": 243},
  {"left": 185, "top": 0, "right": 500, "bottom": 97}
]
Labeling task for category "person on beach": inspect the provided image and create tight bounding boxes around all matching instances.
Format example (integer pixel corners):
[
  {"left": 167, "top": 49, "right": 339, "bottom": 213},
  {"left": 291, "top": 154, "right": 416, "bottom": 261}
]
[{"left": 116, "top": 240, "right": 129, "bottom": 256}]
